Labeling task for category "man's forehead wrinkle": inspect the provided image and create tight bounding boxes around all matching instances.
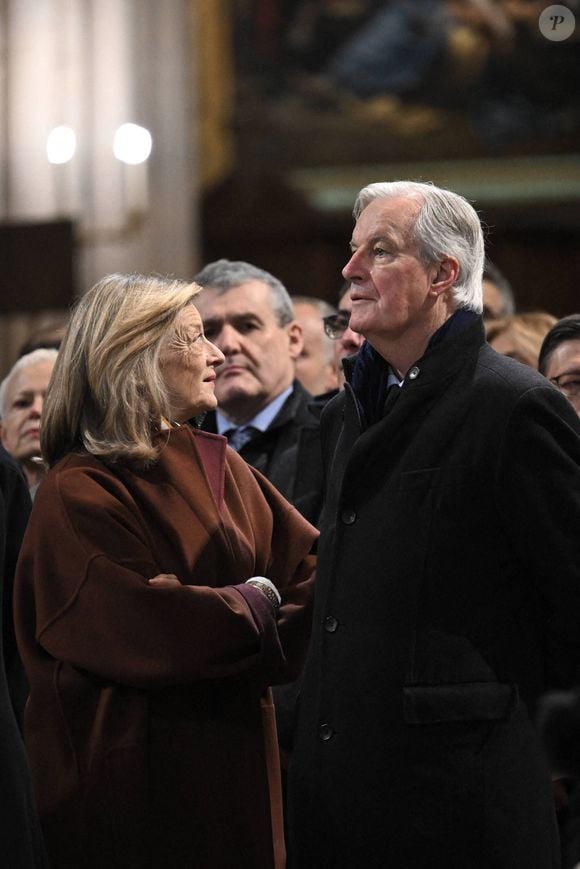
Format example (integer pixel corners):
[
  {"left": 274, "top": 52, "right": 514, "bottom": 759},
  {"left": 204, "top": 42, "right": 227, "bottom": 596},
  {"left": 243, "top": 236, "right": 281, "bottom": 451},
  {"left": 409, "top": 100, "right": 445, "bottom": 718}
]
[
  {"left": 356, "top": 195, "right": 421, "bottom": 240},
  {"left": 225, "top": 309, "right": 264, "bottom": 321},
  {"left": 200, "top": 309, "right": 266, "bottom": 325},
  {"left": 200, "top": 313, "right": 223, "bottom": 326},
  {"left": 351, "top": 223, "right": 404, "bottom": 250}
]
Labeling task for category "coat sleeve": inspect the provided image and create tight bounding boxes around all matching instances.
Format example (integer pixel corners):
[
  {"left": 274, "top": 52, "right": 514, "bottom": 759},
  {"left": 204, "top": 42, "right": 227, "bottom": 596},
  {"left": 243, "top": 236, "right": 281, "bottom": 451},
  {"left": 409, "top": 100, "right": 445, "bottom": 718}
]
[
  {"left": 0, "top": 452, "right": 31, "bottom": 725},
  {"left": 495, "top": 385, "right": 580, "bottom": 689},
  {"left": 247, "top": 466, "right": 318, "bottom": 684},
  {"left": 16, "top": 463, "right": 301, "bottom": 689}
]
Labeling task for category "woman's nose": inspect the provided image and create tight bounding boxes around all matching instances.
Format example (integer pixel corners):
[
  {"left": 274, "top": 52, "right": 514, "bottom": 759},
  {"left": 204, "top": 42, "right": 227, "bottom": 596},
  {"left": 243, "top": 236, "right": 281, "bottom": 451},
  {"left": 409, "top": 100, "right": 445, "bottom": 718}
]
[
  {"left": 29, "top": 395, "right": 44, "bottom": 417},
  {"left": 207, "top": 339, "right": 225, "bottom": 367}
]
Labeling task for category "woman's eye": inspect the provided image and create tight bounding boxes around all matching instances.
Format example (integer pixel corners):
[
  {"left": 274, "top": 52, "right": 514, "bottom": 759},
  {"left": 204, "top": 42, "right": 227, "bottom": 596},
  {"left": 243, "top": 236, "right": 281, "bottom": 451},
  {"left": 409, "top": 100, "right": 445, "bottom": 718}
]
[{"left": 175, "top": 332, "right": 201, "bottom": 348}]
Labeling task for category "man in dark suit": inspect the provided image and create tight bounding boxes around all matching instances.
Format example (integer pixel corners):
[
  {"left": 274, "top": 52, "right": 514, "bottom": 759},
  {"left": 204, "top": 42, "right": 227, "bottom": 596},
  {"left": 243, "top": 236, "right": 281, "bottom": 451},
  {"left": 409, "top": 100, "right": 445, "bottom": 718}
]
[
  {"left": 193, "top": 259, "right": 322, "bottom": 516},
  {"left": 540, "top": 314, "right": 580, "bottom": 418},
  {"left": 0, "top": 447, "right": 47, "bottom": 866},
  {"left": 288, "top": 181, "right": 580, "bottom": 868}
]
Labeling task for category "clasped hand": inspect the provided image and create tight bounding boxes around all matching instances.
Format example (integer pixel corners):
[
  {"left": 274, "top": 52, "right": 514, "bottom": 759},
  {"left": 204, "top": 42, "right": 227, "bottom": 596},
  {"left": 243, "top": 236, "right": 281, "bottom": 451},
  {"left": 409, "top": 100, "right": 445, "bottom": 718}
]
[{"left": 148, "top": 573, "right": 181, "bottom": 588}]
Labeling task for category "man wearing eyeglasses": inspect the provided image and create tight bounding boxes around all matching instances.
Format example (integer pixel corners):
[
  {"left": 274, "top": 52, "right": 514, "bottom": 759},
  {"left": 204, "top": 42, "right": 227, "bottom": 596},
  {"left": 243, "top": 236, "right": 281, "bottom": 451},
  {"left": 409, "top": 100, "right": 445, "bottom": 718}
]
[
  {"left": 539, "top": 314, "right": 580, "bottom": 417},
  {"left": 323, "top": 282, "right": 365, "bottom": 387},
  {"left": 288, "top": 181, "right": 580, "bottom": 869},
  {"left": 293, "top": 295, "right": 340, "bottom": 397}
]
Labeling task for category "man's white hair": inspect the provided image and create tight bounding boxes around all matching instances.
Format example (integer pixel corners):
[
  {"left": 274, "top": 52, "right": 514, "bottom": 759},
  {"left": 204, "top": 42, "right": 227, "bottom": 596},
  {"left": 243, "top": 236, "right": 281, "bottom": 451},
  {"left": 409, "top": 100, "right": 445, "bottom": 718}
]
[{"left": 354, "top": 181, "right": 485, "bottom": 314}]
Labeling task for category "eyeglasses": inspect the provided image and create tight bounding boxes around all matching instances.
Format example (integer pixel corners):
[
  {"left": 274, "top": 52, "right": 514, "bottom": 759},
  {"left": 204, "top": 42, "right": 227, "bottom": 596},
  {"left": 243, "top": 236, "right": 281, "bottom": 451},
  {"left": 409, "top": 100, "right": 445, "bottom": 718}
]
[
  {"left": 323, "top": 311, "right": 351, "bottom": 340},
  {"left": 549, "top": 372, "right": 580, "bottom": 401}
]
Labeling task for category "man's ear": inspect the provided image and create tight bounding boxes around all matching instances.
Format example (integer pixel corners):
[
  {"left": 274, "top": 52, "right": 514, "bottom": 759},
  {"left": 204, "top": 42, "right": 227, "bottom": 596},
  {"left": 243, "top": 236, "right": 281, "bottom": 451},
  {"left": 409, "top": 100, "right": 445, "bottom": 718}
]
[
  {"left": 287, "top": 321, "right": 304, "bottom": 360},
  {"left": 429, "top": 255, "right": 460, "bottom": 298}
]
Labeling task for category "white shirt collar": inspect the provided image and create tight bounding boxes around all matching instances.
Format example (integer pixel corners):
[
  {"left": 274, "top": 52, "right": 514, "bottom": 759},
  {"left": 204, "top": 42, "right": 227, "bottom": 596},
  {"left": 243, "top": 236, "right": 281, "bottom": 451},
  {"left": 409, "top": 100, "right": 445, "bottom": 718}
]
[{"left": 387, "top": 367, "right": 404, "bottom": 389}]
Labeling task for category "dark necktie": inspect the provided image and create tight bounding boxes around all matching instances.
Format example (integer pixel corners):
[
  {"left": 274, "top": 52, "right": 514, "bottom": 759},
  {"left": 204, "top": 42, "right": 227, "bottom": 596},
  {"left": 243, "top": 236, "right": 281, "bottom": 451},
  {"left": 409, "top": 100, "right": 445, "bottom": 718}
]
[{"left": 226, "top": 425, "right": 258, "bottom": 452}]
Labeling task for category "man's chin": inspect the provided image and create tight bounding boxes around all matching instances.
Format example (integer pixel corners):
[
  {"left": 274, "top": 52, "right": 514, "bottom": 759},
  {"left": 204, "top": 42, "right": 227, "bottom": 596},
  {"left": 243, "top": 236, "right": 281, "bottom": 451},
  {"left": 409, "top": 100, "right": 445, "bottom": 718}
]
[
  {"left": 216, "top": 386, "right": 265, "bottom": 420},
  {"left": 347, "top": 315, "right": 366, "bottom": 335},
  {"left": 216, "top": 385, "right": 258, "bottom": 406}
]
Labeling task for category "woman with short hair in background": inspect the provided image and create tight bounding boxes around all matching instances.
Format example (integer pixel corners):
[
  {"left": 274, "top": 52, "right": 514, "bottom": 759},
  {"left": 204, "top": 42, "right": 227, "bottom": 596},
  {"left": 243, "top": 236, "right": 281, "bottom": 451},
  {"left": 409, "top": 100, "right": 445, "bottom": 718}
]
[
  {"left": 0, "top": 348, "right": 58, "bottom": 497},
  {"left": 487, "top": 311, "right": 557, "bottom": 369}
]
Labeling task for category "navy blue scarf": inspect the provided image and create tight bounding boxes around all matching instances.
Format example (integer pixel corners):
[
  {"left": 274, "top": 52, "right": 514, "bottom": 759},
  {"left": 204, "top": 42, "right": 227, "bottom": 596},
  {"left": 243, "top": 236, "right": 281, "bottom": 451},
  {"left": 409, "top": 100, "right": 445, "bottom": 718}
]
[{"left": 351, "top": 308, "right": 479, "bottom": 427}]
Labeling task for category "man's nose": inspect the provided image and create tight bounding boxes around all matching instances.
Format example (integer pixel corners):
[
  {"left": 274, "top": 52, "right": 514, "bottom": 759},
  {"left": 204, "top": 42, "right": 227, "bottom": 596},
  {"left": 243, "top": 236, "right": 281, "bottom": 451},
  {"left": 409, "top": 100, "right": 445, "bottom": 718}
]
[
  {"left": 342, "top": 250, "right": 362, "bottom": 282},
  {"left": 217, "top": 324, "right": 243, "bottom": 355},
  {"left": 342, "top": 326, "right": 364, "bottom": 353}
]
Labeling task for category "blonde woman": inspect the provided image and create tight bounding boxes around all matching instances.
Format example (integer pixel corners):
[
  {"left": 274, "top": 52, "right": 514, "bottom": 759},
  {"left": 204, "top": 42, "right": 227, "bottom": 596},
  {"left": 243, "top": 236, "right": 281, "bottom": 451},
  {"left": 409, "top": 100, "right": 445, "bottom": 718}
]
[
  {"left": 15, "top": 274, "right": 317, "bottom": 869},
  {"left": 487, "top": 311, "right": 557, "bottom": 370}
]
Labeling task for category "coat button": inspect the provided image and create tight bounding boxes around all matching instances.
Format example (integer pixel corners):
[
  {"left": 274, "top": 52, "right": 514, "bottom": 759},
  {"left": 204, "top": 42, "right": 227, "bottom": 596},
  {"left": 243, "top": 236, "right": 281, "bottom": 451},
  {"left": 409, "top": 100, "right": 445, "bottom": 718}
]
[
  {"left": 341, "top": 509, "right": 356, "bottom": 525},
  {"left": 324, "top": 615, "right": 339, "bottom": 633},
  {"left": 407, "top": 365, "right": 420, "bottom": 380},
  {"left": 319, "top": 723, "right": 334, "bottom": 741}
]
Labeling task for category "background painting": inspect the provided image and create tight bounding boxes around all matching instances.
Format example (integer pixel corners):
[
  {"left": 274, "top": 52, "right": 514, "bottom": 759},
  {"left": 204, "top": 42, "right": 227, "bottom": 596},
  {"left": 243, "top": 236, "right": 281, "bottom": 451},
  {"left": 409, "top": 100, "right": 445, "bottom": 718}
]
[{"left": 201, "top": 0, "right": 580, "bottom": 314}]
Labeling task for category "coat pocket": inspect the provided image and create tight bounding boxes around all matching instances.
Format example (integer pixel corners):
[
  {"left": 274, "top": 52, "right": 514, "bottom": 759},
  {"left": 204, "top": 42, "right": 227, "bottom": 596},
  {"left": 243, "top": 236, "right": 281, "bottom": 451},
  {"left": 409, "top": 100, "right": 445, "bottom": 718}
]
[
  {"left": 398, "top": 467, "right": 439, "bottom": 492},
  {"left": 403, "top": 681, "right": 518, "bottom": 724}
]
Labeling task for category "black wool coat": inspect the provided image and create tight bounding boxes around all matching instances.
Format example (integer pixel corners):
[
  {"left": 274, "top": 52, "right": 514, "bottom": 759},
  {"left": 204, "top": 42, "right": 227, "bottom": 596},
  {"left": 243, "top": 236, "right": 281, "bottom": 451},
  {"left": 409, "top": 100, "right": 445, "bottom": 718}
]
[
  {"left": 201, "top": 380, "right": 324, "bottom": 524},
  {"left": 0, "top": 449, "right": 47, "bottom": 868},
  {"left": 288, "top": 317, "right": 580, "bottom": 869}
]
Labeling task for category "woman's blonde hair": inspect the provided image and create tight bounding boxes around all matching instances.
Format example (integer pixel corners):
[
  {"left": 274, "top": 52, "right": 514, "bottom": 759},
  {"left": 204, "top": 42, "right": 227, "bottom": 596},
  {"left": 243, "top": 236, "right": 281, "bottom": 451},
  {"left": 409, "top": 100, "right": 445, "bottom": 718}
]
[
  {"left": 41, "top": 273, "right": 201, "bottom": 467},
  {"left": 487, "top": 311, "right": 557, "bottom": 370}
]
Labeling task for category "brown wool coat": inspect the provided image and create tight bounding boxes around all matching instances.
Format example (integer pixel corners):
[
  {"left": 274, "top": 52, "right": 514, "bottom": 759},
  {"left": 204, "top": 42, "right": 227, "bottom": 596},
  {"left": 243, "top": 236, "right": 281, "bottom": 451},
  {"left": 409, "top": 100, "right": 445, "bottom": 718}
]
[{"left": 15, "top": 426, "right": 317, "bottom": 869}]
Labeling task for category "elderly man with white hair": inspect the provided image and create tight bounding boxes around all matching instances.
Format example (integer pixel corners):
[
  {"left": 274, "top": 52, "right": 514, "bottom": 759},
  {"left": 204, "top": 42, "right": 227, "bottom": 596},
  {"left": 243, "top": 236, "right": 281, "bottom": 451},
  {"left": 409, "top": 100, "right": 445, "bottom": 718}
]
[{"left": 288, "top": 180, "right": 580, "bottom": 869}]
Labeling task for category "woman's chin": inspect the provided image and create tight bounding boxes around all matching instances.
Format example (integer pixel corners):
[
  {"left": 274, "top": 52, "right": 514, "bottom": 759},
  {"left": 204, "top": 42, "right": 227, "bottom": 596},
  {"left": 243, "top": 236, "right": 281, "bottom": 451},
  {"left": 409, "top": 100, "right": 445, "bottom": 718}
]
[
  {"left": 169, "top": 393, "right": 218, "bottom": 422},
  {"left": 191, "top": 395, "right": 218, "bottom": 416}
]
